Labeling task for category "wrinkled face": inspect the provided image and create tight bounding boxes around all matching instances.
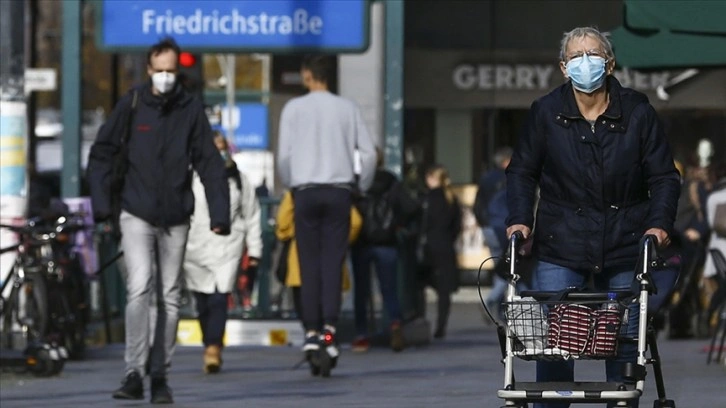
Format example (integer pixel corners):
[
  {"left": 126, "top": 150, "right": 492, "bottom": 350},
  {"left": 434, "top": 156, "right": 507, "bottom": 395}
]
[
  {"left": 147, "top": 49, "right": 178, "bottom": 77},
  {"left": 560, "top": 35, "right": 614, "bottom": 78}
]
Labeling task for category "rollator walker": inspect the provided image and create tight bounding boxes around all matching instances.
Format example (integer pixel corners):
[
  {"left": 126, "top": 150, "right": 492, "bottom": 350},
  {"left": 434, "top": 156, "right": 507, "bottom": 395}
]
[{"left": 495, "top": 232, "right": 676, "bottom": 408}]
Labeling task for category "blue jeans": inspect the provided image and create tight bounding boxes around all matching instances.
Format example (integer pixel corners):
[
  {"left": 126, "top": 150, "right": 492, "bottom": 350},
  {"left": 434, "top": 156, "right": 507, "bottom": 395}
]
[
  {"left": 533, "top": 261, "right": 639, "bottom": 408},
  {"left": 351, "top": 245, "right": 402, "bottom": 337}
]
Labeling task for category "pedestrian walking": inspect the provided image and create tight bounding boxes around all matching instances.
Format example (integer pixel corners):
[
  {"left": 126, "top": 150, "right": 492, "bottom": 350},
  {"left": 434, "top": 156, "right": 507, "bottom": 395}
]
[
  {"left": 274, "top": 190, "right": 361, "bottom": 326},
  {"left": 276, "top": 55, "right": 377, "bottom": 374},
  {"left": 183, "top": 133, "right": 262, "bottom": 374},
  {"left": 87, "top": 38, "right": 230, "bottom": 403},
  {"left": 351, "top": 152, "right": 419, "bottom": 352},
  {"left": 417, "top": 164, "right": 462, "bottom": 339},
  {"left": 505, "top": 27, "right": 680, "bottom": 408}
]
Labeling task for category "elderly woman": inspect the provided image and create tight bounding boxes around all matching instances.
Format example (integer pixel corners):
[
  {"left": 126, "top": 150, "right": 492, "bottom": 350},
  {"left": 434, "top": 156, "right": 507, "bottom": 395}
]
[
  {"left": 184, "top": 134, "right": 262, "bottom": 374},
  {"left": 505, "top": 27, "right": 680, "bottom": 408}
]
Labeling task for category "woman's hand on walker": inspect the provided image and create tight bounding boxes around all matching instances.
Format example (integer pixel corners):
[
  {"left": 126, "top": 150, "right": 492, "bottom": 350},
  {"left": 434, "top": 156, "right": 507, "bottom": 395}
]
[
  {"left": 507, "top": 224, "right": 532, "bottom": 240},
  {"left": 644, "top": 228, "right": 670, "bottom": 247}
]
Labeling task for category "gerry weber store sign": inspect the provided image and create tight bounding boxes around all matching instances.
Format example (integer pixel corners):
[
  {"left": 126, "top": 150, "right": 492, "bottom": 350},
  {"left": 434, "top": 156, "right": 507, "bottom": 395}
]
[{"left": 452, "top": 63, "right": 670, "bottom": 92}]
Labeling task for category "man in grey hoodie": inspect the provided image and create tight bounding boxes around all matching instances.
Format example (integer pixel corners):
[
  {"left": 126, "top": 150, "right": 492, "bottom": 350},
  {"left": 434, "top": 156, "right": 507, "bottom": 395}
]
[{"left": 277, "top": 55, "right": 377, "bottom": 373}]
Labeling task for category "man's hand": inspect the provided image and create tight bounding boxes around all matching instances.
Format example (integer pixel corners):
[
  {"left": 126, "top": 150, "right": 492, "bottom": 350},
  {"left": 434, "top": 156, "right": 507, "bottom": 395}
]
[
  {"left": 248, "top": 257, "right": 260, "bottom": 267},
  {"left": 644, "top": 227, "right": 670, "bottom": 247},
  {"left": 506, "top": 224, "right": 532, "bottom": 240},
  {"left": 212, "top": 227, "right": 229, "bottom": 235}
]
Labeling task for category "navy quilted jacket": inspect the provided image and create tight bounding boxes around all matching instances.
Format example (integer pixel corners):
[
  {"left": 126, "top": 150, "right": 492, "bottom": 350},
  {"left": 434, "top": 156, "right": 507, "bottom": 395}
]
[{"left": 505, "top": 76, "right": 680, "bottom": 273}]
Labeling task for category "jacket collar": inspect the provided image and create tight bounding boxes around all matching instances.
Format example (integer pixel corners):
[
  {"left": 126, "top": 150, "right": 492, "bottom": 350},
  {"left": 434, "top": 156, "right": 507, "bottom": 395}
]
[
  {"left": 140, "top": 83, "right": 193, "bottom": 112},
  {"left": 559, "top": 76, "right": 623, "bottom": 121}
]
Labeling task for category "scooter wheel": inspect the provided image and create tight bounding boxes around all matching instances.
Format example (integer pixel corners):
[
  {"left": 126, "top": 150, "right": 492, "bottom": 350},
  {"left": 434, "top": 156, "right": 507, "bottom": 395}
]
[
  {"left": 27, "top": 345, "right": 55, "bottom": 377},
  {"left": 653, "top": 400, "right": 676, "bottom": 408},
  {"left": 318, "top": 350, "right": 332, "bottom": 378},
  {"left": 306, "top": 350, "right": 321, "bottom": 376}
]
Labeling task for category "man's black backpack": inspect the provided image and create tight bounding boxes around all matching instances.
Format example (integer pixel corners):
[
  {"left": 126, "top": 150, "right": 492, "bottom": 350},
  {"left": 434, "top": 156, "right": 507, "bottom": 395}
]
[{"left": 361, "top": 190, "right": 397, "bottom": 245}]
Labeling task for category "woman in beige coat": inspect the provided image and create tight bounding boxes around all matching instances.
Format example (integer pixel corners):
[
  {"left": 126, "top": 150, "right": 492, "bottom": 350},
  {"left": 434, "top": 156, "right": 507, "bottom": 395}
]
[{"left": 184, "top": 135, "right": 262, "bottom": 373}]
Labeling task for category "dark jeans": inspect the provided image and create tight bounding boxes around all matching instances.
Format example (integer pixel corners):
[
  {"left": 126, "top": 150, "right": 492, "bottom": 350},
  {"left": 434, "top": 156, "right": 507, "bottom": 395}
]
[
  {"left": 293, "top": 187, "right": 351, "bottom": 331},
  {"left": 351, "top": 245, "right": 403, "bottom": 337},
  {"left": 193, "top": 291, "right": 229, "bottom": 347}
]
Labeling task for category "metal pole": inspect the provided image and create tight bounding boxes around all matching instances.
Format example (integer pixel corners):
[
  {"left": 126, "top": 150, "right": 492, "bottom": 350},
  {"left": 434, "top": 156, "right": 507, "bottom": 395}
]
[
  {"left": 225, "top": 54, "right": 236, "bottom": 141},
  {"left": 26, "top": 0, "right": 38, "bottom": 172},
  {"left": 61, "top": 0, "right": 82, "bottom": 198},
  {"left": 0, "top": 0, "right": 25, "bottom": 102},
  {"left": 384, "top": 0, "right": 404, "bottom": 178}
]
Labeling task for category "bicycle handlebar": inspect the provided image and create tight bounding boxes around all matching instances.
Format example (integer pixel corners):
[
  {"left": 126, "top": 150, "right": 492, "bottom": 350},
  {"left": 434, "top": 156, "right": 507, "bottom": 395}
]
[{"left": 0, "top": 216, "right": 88, "bottom": 245}]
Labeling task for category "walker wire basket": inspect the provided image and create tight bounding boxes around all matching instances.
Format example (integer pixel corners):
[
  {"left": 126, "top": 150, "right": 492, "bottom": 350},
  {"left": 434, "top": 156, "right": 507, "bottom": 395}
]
[{"left": 503, "top": 294, "right": 629, "bottom": 361}]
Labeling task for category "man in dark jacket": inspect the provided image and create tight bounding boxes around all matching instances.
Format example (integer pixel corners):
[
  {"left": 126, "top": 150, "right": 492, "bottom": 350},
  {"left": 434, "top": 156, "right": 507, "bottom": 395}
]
[
  {"left": 87, "top": 38, "right": 230, "bottom": 404},
  {"left": 350, "top": 155, "right": 419, "bottom": 352},
  {"left": 505, "top": 27, "right": 680, "bottom": 408}
]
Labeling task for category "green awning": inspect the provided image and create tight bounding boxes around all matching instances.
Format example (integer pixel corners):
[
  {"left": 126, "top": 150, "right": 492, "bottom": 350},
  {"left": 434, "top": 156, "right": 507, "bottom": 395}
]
[
  {"left": 624, "top": 0, "right": 726, "bottom": 35},
  {"left": 610, "top": 0, "right": 726, "bottom": 69},
  {"left": 610, "top": 26, "right": 726, "bottom": 69}
]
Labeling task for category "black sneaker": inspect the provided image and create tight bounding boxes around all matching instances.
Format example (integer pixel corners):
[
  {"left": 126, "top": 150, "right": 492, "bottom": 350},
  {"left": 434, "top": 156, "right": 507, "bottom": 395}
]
[
  {"left": 112, "top": 371, "right": 144, "bottom": 400},
  {"left": 150, "top": 377, "right": 174, "bottom": 404}
]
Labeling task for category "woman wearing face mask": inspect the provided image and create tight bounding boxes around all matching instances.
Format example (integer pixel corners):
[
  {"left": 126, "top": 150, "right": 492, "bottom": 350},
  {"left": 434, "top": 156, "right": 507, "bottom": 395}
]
[
  {"left": 505, "top": 27, "right": 680, "bottom": 408},
  {"left": 183, "top": 133, "right": 262, "bottom": 374}
]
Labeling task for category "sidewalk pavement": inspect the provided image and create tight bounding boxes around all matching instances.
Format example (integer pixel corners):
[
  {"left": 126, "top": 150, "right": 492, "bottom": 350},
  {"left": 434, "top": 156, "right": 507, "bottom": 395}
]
[{"left": 1, "top": 291, "right": 724, "bottom": 408}]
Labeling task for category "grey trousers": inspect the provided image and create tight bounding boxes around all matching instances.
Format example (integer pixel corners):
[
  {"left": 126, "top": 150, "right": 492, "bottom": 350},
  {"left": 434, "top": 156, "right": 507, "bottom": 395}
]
[{"left": 119, "top": 210, "right": 189, "bottom": 378}]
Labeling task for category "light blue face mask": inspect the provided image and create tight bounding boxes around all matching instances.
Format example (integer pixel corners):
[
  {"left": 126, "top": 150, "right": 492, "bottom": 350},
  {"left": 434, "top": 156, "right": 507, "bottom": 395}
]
[{"left": 565, "top": 54, "right": 607, "bottom": 94}]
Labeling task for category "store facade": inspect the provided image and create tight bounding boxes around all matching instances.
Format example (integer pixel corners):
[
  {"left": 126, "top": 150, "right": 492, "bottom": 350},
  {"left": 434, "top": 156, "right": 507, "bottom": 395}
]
[{"left": 402, "top": 0, "right": 726, "bottom": 184}]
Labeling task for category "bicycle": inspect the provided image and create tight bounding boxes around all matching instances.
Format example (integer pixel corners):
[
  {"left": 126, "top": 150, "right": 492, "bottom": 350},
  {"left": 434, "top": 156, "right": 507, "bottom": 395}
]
[{"left": 0, "top": 215, "right": 88, "bottom": 375}]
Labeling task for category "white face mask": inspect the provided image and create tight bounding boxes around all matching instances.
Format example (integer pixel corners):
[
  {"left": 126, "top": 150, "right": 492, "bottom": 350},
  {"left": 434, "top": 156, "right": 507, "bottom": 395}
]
[{"left": 151, "top": 72, "right": 176, "bottom": 94}]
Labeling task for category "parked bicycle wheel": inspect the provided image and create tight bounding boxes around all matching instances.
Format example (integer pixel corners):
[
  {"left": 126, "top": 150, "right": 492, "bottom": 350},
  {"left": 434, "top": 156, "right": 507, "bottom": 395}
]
[{"left": 2, "top": 268, "right": 49, "bottom": 348}]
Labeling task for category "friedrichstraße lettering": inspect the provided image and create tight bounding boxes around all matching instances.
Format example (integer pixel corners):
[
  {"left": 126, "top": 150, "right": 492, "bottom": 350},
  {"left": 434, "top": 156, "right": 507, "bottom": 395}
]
[{"left": 142, "top": 9, "right": 323, "bottom": 36}]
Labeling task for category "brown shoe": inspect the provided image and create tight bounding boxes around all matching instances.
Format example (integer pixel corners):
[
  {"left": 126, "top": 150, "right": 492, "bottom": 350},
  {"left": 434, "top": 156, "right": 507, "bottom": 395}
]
[
  {"left": 390, "top": 322, "right": 405, "bottom": 352},
  {"left": 203, "top": 345, "right": 222, "bottom": 374}
]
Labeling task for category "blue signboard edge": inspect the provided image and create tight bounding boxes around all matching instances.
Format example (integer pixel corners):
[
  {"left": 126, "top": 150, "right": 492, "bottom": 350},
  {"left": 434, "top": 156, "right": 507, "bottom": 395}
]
[{"left": 93, "top": 0, "right": 371, "bottom": 54}]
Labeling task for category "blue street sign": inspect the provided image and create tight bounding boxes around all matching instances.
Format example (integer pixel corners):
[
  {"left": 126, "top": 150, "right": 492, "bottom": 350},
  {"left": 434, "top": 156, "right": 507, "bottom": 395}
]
[
  {"left": 96, "top": 0, "right": 369, "bottom": 53},
  {"left": 213, "top": 103, "right": 269, "bottom": 150}
]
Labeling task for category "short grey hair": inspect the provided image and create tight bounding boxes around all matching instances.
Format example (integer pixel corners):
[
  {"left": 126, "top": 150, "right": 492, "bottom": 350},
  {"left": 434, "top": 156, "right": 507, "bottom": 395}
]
[{"left": 559, "top": 27, "right": 614, "bottom": 62}]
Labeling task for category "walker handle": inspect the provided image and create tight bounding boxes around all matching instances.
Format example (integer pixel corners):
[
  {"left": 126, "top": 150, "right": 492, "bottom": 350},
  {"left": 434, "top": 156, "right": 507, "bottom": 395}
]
[
  {"left": 506, "top": 231, "right": 525, "bottom": 278},
  {"left": 637, "top": 234, "right": 659, "bottom": 294}
]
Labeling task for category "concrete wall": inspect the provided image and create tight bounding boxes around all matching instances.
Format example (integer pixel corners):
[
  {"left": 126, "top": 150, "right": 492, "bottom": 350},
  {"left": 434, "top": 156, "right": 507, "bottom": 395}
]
[
  {"left": 435, "top": 109, "right": 472, "bottom": 184},
  {"left": 338, "top": 1, "right": 384, "bottom": 146}
]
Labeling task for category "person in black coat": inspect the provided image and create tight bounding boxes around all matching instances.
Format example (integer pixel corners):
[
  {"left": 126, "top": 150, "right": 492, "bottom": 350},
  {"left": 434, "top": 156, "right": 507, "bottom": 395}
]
[
  {"left": 351, "top": 163, "right": 419, "bottom": 352},
  {"left": 418, "top": 164, "right": 461, "bottom": 339},
  {"left": 505, "top": 27, "right": 680, "bottom": 408}
]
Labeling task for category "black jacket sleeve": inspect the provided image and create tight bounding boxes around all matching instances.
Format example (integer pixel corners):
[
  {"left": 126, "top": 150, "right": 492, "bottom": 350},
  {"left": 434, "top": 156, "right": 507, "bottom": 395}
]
[
  {"left": 86, "top": 92, "right": 133, "bottom": 221},
  {"left": 189, "top": 100, "right": 231, "bottom": 233}
]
